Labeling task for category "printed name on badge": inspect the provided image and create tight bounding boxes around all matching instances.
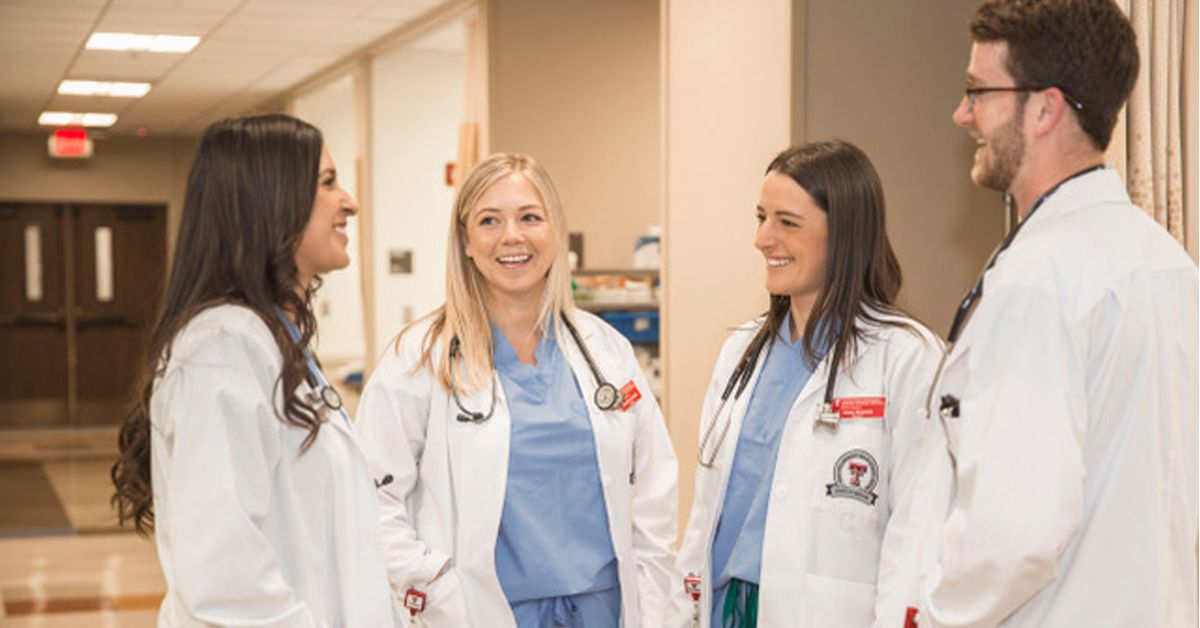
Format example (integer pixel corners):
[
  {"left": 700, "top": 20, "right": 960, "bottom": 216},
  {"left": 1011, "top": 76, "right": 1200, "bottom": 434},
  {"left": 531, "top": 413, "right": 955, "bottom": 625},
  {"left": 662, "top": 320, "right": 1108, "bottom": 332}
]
[{"left": 832, "top": 396, "right": 886, "bottom": 419}]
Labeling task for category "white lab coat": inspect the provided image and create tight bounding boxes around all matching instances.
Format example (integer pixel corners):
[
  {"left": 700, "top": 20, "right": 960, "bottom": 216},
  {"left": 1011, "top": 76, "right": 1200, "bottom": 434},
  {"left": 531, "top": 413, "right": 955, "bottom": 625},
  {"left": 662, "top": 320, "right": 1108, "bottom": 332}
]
[
  {"left": 355, "top": 309, "right": 677, "bottom": 627},
  {"left": 671, "top": 310, "right": 948, "bottom": 628},
  {"left": 920, "top": 169, "right": 1199, "bottom": 627},
  {"left": 149, "top": 304, "right": 400, "bottom": 627}
]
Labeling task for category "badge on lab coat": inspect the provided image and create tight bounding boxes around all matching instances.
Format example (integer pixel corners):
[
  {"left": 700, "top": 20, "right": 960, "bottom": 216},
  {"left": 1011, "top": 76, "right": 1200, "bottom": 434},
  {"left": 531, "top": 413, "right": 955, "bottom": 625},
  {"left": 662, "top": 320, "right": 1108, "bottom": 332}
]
[{"left": 826, "top": 448, "right": 880, "bottom": 505}]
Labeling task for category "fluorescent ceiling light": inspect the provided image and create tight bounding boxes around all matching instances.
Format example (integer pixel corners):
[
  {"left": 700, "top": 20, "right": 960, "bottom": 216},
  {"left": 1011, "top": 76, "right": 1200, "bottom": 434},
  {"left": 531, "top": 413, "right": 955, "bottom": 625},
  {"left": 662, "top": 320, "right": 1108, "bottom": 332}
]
[
  {"left": 38, "top": 112, "right": 118, "bottom": 127},
  {"left": 86, "top": 32, "right": 200, "bottom": 53},
  {"left": 59, "top": 80, "right": 152, "bottom": 98}
]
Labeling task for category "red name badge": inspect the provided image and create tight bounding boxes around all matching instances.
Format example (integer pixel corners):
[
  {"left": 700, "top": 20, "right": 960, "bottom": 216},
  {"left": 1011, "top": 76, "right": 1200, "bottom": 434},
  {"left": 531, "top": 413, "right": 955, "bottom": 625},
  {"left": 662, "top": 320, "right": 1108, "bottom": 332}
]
[
  {"left": 904, "top": 606, "right": 920, "bottom": 628},
  {"left": 832, "top": 396, "right": 886, "bottom": 419},
  {"left": 620, "top": 380, "right": 641, "bottom": 412}
]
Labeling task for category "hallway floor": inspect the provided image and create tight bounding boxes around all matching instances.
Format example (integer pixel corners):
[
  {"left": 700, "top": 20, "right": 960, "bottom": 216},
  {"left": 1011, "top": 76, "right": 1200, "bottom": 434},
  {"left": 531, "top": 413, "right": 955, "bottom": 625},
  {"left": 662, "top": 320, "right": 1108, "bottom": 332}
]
[
  {"left": 0, "top": 427, "right": 163, "bottom": 627},
  {"left": 0, "top": 379, "right": 360, "bottom": 626}
]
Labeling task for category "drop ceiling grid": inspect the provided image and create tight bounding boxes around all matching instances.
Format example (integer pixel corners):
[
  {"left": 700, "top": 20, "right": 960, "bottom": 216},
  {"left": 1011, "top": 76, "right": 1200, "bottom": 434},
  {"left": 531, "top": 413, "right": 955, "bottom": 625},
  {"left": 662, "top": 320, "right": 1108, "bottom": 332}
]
[{"left": 0, "top": 0, "right": 463, "bottom": 134}]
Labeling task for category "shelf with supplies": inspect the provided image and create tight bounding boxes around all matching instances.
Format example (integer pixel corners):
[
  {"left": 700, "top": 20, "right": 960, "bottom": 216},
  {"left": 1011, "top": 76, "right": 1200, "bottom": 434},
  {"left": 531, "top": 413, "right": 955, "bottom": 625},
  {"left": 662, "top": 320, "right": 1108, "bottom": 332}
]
[
  {"left": 572, "top": 268, "right": 661, "bottom": 397},
  {"left": 574, "top": 299, "right": 659, "bottom": 313},
  {"left": 572, "top": 269, "right": 660, "bottom": 318}
]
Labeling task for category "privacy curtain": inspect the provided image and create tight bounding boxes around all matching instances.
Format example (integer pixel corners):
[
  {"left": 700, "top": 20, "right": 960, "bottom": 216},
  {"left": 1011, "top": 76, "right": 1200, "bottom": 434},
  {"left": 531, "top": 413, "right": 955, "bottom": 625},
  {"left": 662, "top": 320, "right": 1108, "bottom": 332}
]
[{"left": 1108, "top": 0, "right": 1185, "bottom": 244}]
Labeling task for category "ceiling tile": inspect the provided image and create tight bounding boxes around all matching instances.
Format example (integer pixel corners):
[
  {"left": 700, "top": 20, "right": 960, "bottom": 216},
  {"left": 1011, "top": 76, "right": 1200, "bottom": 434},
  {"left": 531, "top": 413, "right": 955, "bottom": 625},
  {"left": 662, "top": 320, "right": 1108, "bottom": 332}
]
[
  {"left": 0, "top": 0, "right": 467, "bottom": 134},
  {"left": 92, "top": 6, "right": 230, "bottom": 35},
  {"left": 68, "top": 50, "right": 184, "bottom": 81}
]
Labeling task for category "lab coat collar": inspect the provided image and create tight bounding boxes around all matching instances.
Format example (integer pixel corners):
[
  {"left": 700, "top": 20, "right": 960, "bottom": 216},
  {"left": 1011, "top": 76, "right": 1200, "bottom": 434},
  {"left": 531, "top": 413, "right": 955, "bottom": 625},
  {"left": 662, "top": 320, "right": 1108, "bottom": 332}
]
[{"left": 1023, "top": 167, "right": 1128, "bottom": 226}]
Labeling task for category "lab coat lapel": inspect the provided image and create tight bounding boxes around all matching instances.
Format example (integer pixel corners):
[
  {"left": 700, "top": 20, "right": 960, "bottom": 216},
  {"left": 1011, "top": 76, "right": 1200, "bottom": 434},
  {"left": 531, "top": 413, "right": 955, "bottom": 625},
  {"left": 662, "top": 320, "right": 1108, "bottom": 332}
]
[
  {"left": 447, "top": 372, "right": 510, "bottom": 565},
  {"left": 790, "top": 351, "right": 832, "bottom": 421},
  {"left": 711, "top": 331, "right": 770, "bottom": 472},
  {"left": 559, "top": 319, "right": 613, "bottom": 444}
]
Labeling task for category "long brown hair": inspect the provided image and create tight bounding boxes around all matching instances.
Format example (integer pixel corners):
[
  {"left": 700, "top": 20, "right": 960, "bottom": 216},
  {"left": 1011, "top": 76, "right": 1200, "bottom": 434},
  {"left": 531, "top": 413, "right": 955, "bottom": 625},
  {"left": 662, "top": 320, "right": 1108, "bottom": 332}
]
[
  {"left": 741, "top": 140, "right": 912, "bottom": 374},
  {"left": 111, "top": 113, "right": 326, "bottom": 535}
]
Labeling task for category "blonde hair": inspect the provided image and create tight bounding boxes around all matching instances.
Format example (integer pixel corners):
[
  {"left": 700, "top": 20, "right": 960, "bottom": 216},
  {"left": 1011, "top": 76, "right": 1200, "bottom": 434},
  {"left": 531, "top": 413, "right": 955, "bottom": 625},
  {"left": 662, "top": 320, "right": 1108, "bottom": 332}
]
[{"left": 401, "top": 153, "right": 575, "bottom": 392}]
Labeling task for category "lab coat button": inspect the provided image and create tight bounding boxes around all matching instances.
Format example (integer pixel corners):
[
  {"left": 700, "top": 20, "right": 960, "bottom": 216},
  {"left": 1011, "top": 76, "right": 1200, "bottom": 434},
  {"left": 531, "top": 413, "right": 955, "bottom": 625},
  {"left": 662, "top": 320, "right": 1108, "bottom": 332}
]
[
  {"left": 601, "top": 474, "right": 611, "bottom": 487},
  {"left": 773, "top": 485, "right": 789, "bottom": 498}
]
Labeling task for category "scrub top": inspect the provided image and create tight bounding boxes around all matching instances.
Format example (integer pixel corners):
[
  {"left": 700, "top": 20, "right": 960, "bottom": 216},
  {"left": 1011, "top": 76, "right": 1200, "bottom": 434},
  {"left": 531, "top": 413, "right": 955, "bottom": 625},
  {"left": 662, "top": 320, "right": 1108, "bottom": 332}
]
[
  {"left": 710, "top": 314, "right": 824, "bottom": 620},
  {"left": 493, "top": 325, "right": 621, "bottom": 627}
]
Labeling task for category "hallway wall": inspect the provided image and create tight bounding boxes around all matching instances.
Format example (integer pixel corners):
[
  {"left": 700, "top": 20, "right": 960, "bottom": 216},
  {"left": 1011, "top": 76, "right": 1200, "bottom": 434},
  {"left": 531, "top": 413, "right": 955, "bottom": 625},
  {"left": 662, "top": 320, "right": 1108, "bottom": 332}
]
[
  {"left": 0, "top": 133, "right": 196, "bottom": 263},
  {"left": 488, "top": 0, "right": 661, "bottom": 270},
  {"left": 801, "top": 0, "right": 1003, "bottom": 336}
]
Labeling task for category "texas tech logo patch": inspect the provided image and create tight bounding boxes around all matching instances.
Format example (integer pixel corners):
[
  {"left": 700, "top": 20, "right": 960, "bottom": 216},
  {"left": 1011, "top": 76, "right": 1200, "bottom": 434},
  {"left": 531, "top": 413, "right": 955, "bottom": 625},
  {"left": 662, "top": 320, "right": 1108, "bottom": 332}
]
[{"left": 826, "top": 449, "right": 879, "bottom": 505}]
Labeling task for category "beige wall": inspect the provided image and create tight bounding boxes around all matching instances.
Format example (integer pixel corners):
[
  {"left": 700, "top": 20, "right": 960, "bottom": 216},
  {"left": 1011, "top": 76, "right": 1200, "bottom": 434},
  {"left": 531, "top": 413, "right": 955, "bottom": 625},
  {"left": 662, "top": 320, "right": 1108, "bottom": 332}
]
[
  {"left": 802, "top": 0, "right": 1002, "bottom": 335},
  {"left": 662, "top": 0, "right": 793, "bottom": 530},
  {"left": 1187, "top": 0, "right": 1197, "bottom": 262},
  {"left": 487, "top": 0, "right": 660, "bottom": 270},
  {"left": 0, "top": 132, "right": 196, "bottom": 261}
]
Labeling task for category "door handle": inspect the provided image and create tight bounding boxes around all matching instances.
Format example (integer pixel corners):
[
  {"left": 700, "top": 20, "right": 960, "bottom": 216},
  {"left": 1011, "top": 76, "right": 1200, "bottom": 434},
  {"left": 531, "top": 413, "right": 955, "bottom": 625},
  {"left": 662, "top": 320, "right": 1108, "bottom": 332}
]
[
  {"left": 75, "top": 314, "right": 135, "bottom": 327},
  {"left": 0, "top": 312, "right": 67, "bottom": 326}
]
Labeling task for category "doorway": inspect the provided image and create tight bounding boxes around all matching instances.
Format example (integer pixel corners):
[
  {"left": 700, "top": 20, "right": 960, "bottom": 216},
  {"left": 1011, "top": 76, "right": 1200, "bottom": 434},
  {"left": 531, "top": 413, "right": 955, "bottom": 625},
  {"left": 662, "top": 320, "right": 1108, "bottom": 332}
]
[{"left": 0, "top": 202, "right": 167, "bottom": 428}]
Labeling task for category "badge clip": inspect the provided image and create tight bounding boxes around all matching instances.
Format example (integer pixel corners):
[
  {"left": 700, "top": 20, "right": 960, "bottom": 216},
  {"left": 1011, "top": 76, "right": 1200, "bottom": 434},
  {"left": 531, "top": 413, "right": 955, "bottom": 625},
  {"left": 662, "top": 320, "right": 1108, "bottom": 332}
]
[
  {"left": 684, "top": 573, "right": 702, "bottom": 600},
  {"left": 939, "top": 394, "right": 960, "bottom": 419},
  {"left": 814, "top": 402, "right": 841, "bottom": 432},
  {"left": 684, "top": 574, "right": 703, "bottom": 628},
  {"left": 403, "top": 588, "right": 426, "bottom": 615}
]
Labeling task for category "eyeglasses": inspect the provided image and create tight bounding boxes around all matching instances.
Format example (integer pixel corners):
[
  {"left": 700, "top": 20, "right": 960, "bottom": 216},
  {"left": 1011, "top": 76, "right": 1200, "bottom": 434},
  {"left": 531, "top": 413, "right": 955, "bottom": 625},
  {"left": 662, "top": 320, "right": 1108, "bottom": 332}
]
[{"left": 964, "top": 85, "right": 1083, "bottom": 113}]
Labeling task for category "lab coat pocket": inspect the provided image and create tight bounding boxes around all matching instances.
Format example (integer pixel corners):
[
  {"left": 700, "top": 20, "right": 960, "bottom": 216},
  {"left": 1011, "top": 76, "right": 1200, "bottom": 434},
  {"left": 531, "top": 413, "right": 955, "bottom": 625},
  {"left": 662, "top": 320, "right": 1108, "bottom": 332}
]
[
  {"left": 414, "top": 569, "right": 470, "bottom": 627},
  {"left": 808, "top": 419, "right": 886, "bottom": 585},
  {"left": 797, "top": 572, "right": 875, "bottom": 627},
  {"left": 932, "top": 346, "right": 970, "bottom": 460}
]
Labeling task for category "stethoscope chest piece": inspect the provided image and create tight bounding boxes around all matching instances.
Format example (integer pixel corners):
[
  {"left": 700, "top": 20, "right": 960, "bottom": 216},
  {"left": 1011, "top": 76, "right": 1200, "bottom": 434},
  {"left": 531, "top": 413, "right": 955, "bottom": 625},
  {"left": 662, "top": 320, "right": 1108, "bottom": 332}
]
[
  {"left": 594, "top": 382, "right": 623, "bottom": 411},
  {"left": 307, "top": 384, "right": 344, "bottom": 412},
  {"left": 450, "top": 316, "right": 620, "bottom": 422}
]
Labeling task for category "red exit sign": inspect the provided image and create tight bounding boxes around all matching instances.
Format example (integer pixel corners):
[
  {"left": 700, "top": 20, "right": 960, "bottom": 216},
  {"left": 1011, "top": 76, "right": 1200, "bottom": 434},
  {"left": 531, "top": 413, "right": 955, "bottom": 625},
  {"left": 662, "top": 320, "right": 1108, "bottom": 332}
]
[{"left": 48, "top": 128, "right": 93, "bottom": 158}]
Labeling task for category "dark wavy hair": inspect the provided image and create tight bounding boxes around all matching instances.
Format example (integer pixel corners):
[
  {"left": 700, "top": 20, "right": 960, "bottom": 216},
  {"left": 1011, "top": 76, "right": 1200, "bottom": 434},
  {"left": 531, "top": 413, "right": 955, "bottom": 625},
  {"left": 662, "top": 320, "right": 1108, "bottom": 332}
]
[
  {"left": 738, "top": 140, "right": 913, "bottom": 377},
  {"left": 970, "top": 0, "right": 1138, "bottom": 151},
  {"left": 111, "top": 113, "right": 326, "bottom": 535}
]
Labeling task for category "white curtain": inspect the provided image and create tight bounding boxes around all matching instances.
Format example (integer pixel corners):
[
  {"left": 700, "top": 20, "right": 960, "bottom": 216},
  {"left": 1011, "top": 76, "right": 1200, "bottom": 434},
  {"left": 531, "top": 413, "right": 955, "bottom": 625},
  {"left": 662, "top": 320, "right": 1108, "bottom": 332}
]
[{"left": 1108, "top": 0, "right": 1186, "bottom": 244}]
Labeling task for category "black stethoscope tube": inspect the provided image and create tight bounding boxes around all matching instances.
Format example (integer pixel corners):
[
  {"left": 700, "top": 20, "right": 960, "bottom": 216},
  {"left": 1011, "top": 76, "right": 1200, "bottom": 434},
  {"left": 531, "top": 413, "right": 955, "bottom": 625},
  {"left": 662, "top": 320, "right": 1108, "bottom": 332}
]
[
  {"left": 923, "top": 164, "right": 1107, "bottom": 471},
  {"left": 697, "top": 323, "right": 842, "bottom": 467},
  {"left": 562, "top": 317, "right": 624, "bottom": 412},
  {"left": 452, "top": 316, "right": 623, "bottom": 423},
  {"left": 926, "top": 164, "right": 1106, "bottom": 416}
]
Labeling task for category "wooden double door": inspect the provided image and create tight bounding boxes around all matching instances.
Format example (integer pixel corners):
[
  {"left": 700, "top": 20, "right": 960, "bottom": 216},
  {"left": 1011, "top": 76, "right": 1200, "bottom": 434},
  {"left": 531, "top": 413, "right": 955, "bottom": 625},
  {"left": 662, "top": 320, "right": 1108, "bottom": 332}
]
[{"left": 0, "top": 203, "right": 166, "bottom": 428}]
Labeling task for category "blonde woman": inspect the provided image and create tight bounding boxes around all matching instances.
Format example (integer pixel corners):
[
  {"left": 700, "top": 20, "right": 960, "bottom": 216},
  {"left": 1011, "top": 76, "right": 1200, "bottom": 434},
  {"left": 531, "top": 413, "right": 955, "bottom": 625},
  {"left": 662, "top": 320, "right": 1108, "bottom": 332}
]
[{"left": 356, "top": 153, "right": 677, "bottom": 627}]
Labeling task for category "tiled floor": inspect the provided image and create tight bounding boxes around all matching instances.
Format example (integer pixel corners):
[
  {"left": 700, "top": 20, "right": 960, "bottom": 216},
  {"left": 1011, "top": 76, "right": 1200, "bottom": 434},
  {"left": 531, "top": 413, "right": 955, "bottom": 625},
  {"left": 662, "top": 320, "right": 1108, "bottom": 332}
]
[
  {"left": 0, "top": 380, "right": 361, "bottom": 626},
  {"left": 0, "top": 427, "right": 164, "bottom": 627},
  {"left": 0, "top": 533, "right": 163, "bottom": 627}
]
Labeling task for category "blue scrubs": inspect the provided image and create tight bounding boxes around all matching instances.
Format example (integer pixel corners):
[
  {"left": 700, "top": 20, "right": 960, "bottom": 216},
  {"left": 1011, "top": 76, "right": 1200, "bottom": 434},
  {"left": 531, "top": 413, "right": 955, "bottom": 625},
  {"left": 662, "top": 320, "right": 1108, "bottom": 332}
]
[
  {"left": 710, "top": 314, "right": 826, "bottom": 624},
  {"left": 493, "top": 326, "right": 621, "bottom": 628}
]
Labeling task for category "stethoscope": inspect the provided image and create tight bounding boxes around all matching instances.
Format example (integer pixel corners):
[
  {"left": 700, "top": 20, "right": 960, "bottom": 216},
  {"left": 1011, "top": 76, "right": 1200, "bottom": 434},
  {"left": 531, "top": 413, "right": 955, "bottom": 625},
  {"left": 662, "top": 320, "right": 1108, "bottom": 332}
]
[
  {"left": 696, "top": 323, "right": 845, "bottom": 468},
  {"left": 450, "top": 316, "right": 623, "bottom": 423},
  {"left": 276, "top": 309, "right": 350, "bottom": 425},
  {"left": 922, "top": 164, "right": 1106, "bottom": 468}
]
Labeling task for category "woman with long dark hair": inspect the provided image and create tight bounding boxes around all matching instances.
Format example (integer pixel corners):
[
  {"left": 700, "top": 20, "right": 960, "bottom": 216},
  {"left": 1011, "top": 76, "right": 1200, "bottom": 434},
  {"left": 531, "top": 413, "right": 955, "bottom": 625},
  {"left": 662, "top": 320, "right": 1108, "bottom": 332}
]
[
  {"left": 672, "top": 140, "right": 948, "bottom": 627},
  {"left": 111, "top": 113, "right": 399, "bottom": 626}
]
